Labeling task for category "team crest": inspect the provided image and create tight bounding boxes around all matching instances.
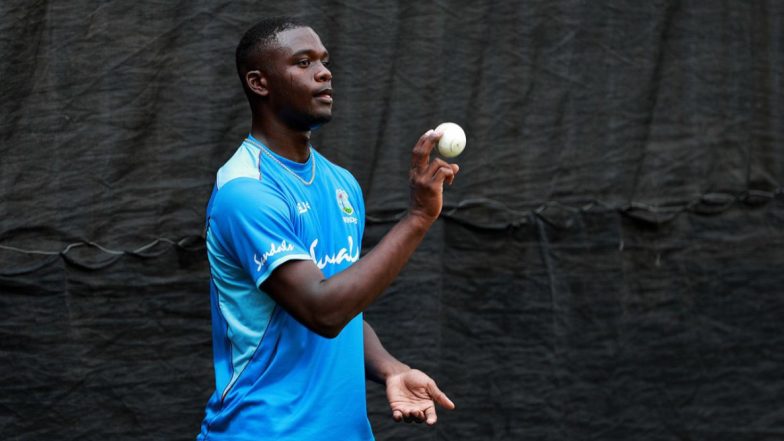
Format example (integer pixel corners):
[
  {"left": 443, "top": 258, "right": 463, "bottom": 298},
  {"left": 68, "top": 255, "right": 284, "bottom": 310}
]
[{"left": 336, "top": 189, "right": 354, "bottom": 215}]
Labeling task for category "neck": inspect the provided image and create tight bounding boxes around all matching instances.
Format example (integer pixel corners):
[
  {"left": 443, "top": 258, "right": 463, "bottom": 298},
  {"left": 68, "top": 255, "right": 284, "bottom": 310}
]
[{"left": 251, "top": 114, "right": 312, "bottom": 163}]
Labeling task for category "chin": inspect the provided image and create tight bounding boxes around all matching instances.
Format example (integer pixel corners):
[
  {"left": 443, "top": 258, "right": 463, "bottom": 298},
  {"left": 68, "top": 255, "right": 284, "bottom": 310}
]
[
  {"left": 283, "top": 108, "right": 333, "bottom": 131},
  {"left": 308, "top": 113, "right": 332, "bottom": 130}
]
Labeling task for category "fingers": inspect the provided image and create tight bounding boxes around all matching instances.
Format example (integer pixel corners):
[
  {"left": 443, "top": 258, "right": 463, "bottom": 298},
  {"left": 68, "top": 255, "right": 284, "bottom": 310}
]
[
  {"left": 430, "top": 159, "right": 460, "bottom": 187},
  {"left": 410, "top": 129, "right": 442, "bottom": 171},
  {"left": 405, "top": 411, "right": 425, "bottom": 424},
  {"left": 406, "top": 130, "right": 460, "bottom": 222},
  {"left": 446, "top": 164, "right": 460, "bottom": 185},
  {"left": 392, "top": 407, "right": 426, "bottom": 424},
  {"left": 424, "top": 406, "right": 438, "bottom": 425}
]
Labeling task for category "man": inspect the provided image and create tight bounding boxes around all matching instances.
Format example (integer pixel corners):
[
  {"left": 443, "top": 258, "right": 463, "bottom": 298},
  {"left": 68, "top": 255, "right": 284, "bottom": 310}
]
[{"left": 197, "top": 17, "right": 458, "bottom": 440}]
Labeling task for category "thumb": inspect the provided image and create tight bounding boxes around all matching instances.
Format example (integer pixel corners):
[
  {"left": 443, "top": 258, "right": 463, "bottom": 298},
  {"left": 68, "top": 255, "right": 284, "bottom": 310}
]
[{"left": 427, "top": 382, "right": 455, "bottom": 410}]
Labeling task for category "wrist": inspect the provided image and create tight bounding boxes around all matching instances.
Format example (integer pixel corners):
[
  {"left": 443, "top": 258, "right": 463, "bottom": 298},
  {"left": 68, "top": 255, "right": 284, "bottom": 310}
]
[
  {"left": 403, "top": 210, "right": 436, "bottom": 232},
  {"left": 381, "top": 361, "right": 411, "bottom": 382}
]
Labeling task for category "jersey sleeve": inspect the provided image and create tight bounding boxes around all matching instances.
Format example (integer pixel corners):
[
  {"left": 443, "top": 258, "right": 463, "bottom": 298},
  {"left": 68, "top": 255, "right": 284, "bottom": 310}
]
[
  {"left": 208, "top": 178, "right": 312, "bottom": 287},
  {"left": 348, "top": 175, "right": 366, "bottom": 240}
]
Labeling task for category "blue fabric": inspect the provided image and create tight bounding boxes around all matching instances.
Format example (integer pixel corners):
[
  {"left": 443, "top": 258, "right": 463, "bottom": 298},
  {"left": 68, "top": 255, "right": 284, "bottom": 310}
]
[{"left": 197, "top": 137, "right": 373, "bottom": 440}]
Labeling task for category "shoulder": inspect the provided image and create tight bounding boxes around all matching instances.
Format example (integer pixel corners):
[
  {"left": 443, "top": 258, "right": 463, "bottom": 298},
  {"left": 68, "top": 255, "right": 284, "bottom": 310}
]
[
  {"left": 216, "top": 140, "right": 263, "bottom": 189},
  {"left": 215, "top": 177, "right": 265, "bottom": 202},
  {"left": 313, "top": 149, "right": 362, "bottom": 191},
  {"left": 210, "top": 140, "right": 293, "bottom": 212},
  {"left": 210, "top": 178, "right": 292, "bottom": 221}
]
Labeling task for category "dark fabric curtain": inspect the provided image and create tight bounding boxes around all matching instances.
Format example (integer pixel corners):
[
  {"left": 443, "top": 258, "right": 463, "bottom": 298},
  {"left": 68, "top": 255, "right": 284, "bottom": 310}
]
[{"left": 1, "top": 1, "right": 782, "bottom": 440}]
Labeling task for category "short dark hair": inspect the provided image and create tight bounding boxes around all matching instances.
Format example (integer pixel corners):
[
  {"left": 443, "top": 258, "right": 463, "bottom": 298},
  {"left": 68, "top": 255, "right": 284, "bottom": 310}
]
[{"left": 235, "top": 17, "right": 308, "bottom": 81}]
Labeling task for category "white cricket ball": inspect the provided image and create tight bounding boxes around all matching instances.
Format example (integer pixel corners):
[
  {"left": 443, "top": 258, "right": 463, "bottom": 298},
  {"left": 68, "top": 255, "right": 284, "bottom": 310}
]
[{"left": 435, "top": 122, "right": 466, "bottom": 158}]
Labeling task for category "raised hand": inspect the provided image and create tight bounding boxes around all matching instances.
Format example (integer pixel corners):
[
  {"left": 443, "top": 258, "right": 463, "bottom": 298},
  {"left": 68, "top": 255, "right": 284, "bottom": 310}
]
[{"left": 408, "top": 129, "right": 460, "bottom": 223}]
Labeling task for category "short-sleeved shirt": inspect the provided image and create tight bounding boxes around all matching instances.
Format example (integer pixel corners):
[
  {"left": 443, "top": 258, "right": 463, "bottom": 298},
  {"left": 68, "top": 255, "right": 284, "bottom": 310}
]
[{"left": 197, "top": 136, "right": 373, "bottom": 441}]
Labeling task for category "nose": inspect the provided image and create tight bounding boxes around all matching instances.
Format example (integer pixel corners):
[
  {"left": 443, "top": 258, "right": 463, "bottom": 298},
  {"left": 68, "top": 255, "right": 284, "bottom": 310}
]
[{"left": 316, "top": 62, "right": 332, "bottom": 82}]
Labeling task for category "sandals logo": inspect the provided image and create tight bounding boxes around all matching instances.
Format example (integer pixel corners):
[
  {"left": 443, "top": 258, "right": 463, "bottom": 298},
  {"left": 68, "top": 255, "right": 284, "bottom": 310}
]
[
  {"left": 253, "top": 240, "right": 294, "bottom": 271},
  {"left": 336, "top": 189, "right": 354, "bottom": 215}
]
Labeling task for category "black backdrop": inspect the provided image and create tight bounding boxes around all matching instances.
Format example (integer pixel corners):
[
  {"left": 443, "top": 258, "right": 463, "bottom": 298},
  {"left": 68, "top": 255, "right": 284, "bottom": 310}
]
[{"left": 2, "top": 1, "right": 783, "bottom": 440}]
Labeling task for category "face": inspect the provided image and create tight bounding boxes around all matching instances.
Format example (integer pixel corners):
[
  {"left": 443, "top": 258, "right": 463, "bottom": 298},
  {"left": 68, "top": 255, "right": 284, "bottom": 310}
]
[{"left": 262, "top": 27, "right": 333, "bottom": 130}]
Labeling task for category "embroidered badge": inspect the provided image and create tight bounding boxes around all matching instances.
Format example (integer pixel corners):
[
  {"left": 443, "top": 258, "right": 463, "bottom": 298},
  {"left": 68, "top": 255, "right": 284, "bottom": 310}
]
[{"left": 336, "top": 189, "right": 354, "bottom": 215}]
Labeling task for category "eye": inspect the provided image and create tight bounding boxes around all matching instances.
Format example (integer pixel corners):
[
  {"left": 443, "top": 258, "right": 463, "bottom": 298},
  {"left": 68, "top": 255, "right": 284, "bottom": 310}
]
[
  {"left": 323, "top": 59, "right": 331, "bottom": 68},
  {"left": 297, "top": 59, "right": 311, "bottom": 68}
]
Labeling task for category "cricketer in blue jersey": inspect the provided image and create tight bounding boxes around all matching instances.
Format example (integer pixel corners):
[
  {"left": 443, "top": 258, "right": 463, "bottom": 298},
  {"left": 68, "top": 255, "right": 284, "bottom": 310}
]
[{"left": 197, "top": 17, "right": 458, "bottom": 440}]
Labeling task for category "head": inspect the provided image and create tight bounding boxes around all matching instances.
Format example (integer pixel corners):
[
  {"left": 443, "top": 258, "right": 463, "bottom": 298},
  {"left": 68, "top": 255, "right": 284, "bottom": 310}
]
[{"left": 236, "top": 17, "right": 333, "bottom": 131}]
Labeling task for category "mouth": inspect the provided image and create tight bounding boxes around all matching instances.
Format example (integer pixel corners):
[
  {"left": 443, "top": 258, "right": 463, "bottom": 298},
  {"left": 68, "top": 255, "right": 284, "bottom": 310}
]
[{"left": 314, "top": 87, "right": 333, "bottom": 104}]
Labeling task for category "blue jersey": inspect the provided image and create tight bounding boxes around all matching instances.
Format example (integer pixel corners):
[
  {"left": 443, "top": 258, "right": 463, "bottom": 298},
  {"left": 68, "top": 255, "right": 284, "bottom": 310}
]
[{"left": 197, "top": 136, "right": 373, "bottom": 441}]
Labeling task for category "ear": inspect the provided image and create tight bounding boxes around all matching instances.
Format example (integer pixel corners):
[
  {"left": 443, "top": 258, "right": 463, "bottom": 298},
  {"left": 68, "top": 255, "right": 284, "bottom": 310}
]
[{"left": 245, "top": 70, "right": 269, "bottom": 97}]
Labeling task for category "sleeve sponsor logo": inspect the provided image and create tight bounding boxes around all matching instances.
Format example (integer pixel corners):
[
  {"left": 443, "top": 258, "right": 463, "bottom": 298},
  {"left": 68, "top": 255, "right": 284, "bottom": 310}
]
[
  {"left": 309, "top": 236, "right": 359, "bottom": 269},
  {"left": 254, "top": 240, "right": 295, "bottom": 271}
]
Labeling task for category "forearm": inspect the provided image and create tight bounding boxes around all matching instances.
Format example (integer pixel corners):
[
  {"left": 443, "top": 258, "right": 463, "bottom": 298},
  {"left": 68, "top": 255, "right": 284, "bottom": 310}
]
[
  {"left": 317, "top": 129, "right": 456, "bottom": 329},
  {"left": 261, "top": 129, "right": 457, "bottom": 338},
  {"left": 263, "top": 212, "right": 434, "bottom": 338},
  {"left": 318, "top": 213, "right": 432, "bottom": 329},
  {"left": 364, "top": 320, "right": 409, "bottom": 384}
]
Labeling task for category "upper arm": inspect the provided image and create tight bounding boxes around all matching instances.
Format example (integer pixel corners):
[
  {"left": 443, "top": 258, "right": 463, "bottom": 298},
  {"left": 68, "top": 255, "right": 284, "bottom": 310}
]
[
  {"left": 210, "top": 179, "right": 313, "bottom": 288},
  {"left": 260, "top": 258, "right": 333, "bottom": 334},
  {"left": 211, "top": 179, "right": 344, "bottom": 337}
]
